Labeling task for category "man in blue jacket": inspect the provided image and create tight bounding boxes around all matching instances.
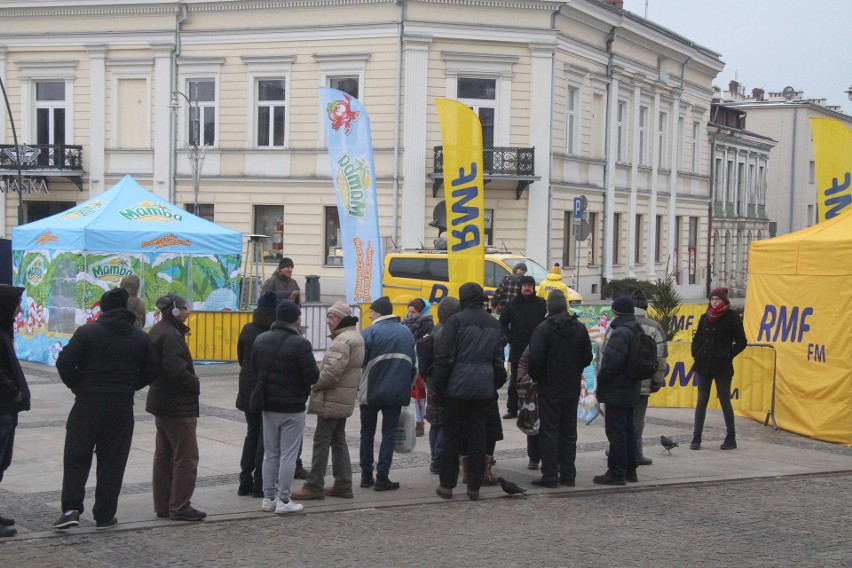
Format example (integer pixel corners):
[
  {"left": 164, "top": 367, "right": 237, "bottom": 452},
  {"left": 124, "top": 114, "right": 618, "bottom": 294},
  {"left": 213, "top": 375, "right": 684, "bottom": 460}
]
[{"left": 358, "top": 296, "right": 416, "bottom": 491}]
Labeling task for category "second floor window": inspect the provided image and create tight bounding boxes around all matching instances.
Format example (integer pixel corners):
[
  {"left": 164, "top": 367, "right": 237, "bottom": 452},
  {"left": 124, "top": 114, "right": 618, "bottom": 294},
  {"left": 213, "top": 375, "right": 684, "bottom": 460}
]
[
  {"left": 638, "top": 106, "right": 648, "bottom": 165},
  {"left": 616, "top": 101, "right": 626, "bottom": 162},
  {"left": 188, "top": 80, "right": 216, "bottom": 146},
  {"left": 566, "top": 88, "right": 577, "bottom": 154},
  {"left": 658, "top": 111, "right": 668, "bottom": 169},
  {"left": 457, "top": 77, "right": 496, "bottom": 148},
  {"left": 256, "top": 79, "right": 286, "bottom": 147},
  {"left": 329, "top": 76, "right": 359, "bottom": 99},
  {"left": 35, "top": 81, "right": 66, "bottom": 145}
]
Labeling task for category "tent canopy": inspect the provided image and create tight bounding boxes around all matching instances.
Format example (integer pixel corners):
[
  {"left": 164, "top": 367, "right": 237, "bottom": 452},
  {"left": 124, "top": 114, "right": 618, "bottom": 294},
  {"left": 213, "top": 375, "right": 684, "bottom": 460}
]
[{"left": 12, "top": 175, "right": 241, "bottom": 255}]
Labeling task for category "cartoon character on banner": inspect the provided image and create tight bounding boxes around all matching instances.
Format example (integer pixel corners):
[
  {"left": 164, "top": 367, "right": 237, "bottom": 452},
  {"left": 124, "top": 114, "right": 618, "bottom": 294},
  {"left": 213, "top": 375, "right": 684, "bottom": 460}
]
[
  {"left": 49, "top": 341, "right": 63, "bottom": 365},
  {"left": 327, "top": 95, "right": 361, "bottom": 135},
  {"left": 86, "top": 301, "right": 102, "bottom": 324}
]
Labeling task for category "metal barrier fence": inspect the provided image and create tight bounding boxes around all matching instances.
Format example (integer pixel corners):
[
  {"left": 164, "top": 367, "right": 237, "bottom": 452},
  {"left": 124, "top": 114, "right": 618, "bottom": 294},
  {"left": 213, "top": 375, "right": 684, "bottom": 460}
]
[{"left": 186, "top": 303, "right": 363, "bottom": 362}]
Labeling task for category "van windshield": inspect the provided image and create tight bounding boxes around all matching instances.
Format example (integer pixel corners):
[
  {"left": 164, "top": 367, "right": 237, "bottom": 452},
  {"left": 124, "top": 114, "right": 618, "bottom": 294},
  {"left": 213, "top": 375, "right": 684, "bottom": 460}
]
[{"left": 504, "top": 257, "right": 550, "bottom": 283}]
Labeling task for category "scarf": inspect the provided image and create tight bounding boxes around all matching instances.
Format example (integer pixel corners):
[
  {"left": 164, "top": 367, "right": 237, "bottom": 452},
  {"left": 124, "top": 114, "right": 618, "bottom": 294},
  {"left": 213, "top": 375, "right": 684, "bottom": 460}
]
[{"left": 707, "top": 303, "right": 729, "bottom": 323}]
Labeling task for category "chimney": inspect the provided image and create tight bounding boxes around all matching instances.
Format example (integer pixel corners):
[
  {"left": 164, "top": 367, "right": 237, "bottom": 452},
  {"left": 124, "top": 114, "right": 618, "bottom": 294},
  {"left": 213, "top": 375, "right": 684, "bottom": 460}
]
[
  {"left": 602, "top": 0, "right": 624, "bottom": 8},
  {"left": 729, "top": 80, "right": 740, "bottom": 93},
  {"left": 752, "top": 88, "right": 765, "bottom": 101}
]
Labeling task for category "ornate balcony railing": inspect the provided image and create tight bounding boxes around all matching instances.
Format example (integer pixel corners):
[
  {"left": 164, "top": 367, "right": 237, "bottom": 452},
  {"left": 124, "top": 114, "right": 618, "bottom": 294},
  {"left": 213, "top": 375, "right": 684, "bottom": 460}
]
[
  {"left": 432, "top": 145, "right": 537, "bottom": 199},
  {"left": 0, "top": 144, "right": 84, "bottom": 191}
]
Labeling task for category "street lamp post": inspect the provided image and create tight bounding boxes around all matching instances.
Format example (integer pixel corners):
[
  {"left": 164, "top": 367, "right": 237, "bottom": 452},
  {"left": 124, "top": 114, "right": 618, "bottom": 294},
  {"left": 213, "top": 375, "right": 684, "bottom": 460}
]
[
  {"left": 169, "top": 90, "right": 207, "bottom": 218},
  {"left": 0, "top": 75, "right": 26, "bottom": 227}
]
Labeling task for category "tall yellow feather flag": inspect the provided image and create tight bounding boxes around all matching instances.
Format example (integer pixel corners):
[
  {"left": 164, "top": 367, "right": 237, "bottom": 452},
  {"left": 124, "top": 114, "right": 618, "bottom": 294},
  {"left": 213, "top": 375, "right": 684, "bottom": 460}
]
[
  {"left": 810, "top": 117, "right": 852, "bottom": 222},
  {"left": 436, "top": 98, "right": 485, "bottom": 295}
]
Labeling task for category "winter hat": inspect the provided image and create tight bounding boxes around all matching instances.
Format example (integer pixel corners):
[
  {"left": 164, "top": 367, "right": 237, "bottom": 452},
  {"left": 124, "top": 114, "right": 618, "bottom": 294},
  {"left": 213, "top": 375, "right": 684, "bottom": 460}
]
[
  {"left": 256, "top": 291, "right": 279, "bottom": 309},
  {"left": 276, "top": 299, "right": 301, "bottom": 323},
  {"left": 550, "top": 263, "right": 562, "bottom": 276},
  {"left": 328, "top": 300, "right": 352, "bottom": 318},
  {"left": 519, "top": 275, "right": 536, "bottom": 287},
  {"left": 278, "top": 257, "right": 294, "bottom": 269},
  {"left": 630, "top": 290, "right": 649, "bottom": 310},
  {"left": 369, "top": 296, "right": 393, "bottom": 316},
  {"left": 100, "top": 288, "right": 129, "bottom": 313},
  {"left": 514, "top": 262, "right": 528, "bottom": 273},
  {"left": 546, "top": 289, "right": 567, "bottom": 314},
  {"left": 156, "top": 292, "right": 187, "bottom": 313},
  {"left": 709, "top": 287, "right": 730, "bottom": 305},
  {"left": 611, "top": 295, "right": 635, "bottom": 315}
]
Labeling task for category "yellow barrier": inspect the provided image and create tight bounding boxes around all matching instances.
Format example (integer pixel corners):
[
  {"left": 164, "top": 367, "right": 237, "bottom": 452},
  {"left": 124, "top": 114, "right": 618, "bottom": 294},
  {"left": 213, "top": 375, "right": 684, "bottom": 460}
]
[{"left": 185, "top": 311, "right": 252, "bottom": 362}]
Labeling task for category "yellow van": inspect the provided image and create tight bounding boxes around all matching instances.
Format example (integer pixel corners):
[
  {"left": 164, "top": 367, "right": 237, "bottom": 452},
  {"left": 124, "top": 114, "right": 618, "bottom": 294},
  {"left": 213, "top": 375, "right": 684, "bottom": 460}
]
[{"left": 382, "top": 250, "right": 582, "bottom": 309}]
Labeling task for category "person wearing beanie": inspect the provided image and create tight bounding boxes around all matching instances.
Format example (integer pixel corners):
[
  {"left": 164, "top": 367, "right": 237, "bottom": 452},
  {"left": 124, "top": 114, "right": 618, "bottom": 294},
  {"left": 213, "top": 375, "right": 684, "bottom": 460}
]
[
  {"left": 690, "top": 287, "right": 746, "bottom": 451},
  {"left": 292, "top": 300, "right": 364, "bottom": 501},
  {"left": 525, "top": 289, "right": 593, "bottom": 488},
  {"left": 53, "top": 287, "right": 158, "bottom": 530},
  {"left": 500, "top": 275, "right": 546, "bottom": 421},
  {"left": 536, "top": 263, "right": 571, "bottom": 301},
  {"left": 260, "top": 256, "right": 301, "bottom": 304},
  {"left": 250, "top": 295, "right": 319, "bottom": 514},
  {"left": 234, "top": 291, "right": 279, "bottom": 498},
  {"left": 359, "top": 295, "right": 416, "bottom": 491},
  {"left": 492, "top": 262, "right": 528, "bottom": 315},
  {"left": 629, "top": 290, "right": 668, "bottom": 466},
  {"left": 432, "top": 283, "right": 507, "bottom": 501},
  {"left": 146, "top": 292, "right": 207, "bottom": 522},
  {"left": 592, "top": 296, "right": 645, "bottom": 486},
  {"left": 402, "top": 298, "right": 434, "bottom": 437},
  {"left": 0, "top": 285, "right": 28, "bottom": 537},
  {"left": 119, "top": 275, "right": 146, "bottom": 329}
]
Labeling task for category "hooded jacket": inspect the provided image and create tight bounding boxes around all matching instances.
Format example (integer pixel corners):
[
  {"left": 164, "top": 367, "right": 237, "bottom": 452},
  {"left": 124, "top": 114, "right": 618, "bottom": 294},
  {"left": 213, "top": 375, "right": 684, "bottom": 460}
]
[
  {"left": 536, "top": 271, "right": 570, "bottom": 300},
  {"left": 359, "top": 314, "right": 416, "bottom": 406},
  {"left": 308, "top": 315, "right": 364, "bottom": 419},
  {"left": 119, "top": 275, "right": 146, "bottom": 329},
  {"left": 596, "top": 314, "right": 643, "bottom": 407},
  {"left": 250, "top": 322, "right": 319, "bottom": 413},
  {"left": 634, "top": 307, "right": 668, "bottom": 395},
  {"left": 0, "top": 285, "right": 29, "bottom": 414},
  {"left": 422, "top": 296, "right": 460, "bottom": 426},
  {"left": 56, "top": 307, "right": 158, "bottom": 403},
  {"left": 527, "top": 311, "right": 593, "bottom": 399},
  {"left": 433, "top": 283, "right": 507, "bottom": 400},
  {"left": 235, "top": 304, "right": 275, "bottom": 412},
  {"left": 146, "top": 314, "right": 200, "bottom": 417},
  {"left": 499, "top": 291, "right": 547, "bottom": 362}
]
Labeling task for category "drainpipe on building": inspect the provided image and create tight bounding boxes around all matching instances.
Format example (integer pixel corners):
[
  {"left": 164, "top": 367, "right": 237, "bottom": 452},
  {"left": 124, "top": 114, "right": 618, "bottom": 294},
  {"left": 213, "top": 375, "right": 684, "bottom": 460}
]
[
  {"left": 392, "top": 0, "right": 404, "bottom": 248},
  {"left": 601, "top": 26, "right": 617, "bottom": 293},
  {"left": 170, "top": 3, "right": 188, "bottom": 205},
  {"left": 707, "top": 131, "right": 717, "bottom": 298}
]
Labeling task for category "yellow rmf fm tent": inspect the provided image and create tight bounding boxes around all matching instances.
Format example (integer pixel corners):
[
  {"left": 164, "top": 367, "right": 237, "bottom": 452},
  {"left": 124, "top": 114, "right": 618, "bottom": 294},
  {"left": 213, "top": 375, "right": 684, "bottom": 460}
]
[{"left": 744, "top": 209, "right": 852, "bottom": 446}]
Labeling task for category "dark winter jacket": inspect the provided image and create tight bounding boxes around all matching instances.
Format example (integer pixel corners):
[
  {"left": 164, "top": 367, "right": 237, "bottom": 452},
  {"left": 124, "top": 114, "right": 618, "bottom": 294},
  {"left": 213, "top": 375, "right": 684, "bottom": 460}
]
[
  {"left": 527, "top": 311, "right": 593, "bottom": 399},
  {"left": 433, "top": 283, "right": 507, "bottom": 400},
  {"left": 359, "top": 315, "right": 416, "bottom": 406},
  {"left": 596, "top": 314, "right": 642, "bottom": 408},
  {"left": 250, "top": 322, "right": 319, "bottom": 413},
  {"left": 499, "top": 292, "right": 547, "bottom": 362},
  {"left": 0, "top": 285, "right": 29, "bottom": 414},
  {"left": 422, "top": 297, "right": 460, "bottom": 426},
  {"left": 56, "top": 308, "right": 158, "bottom": 403},
  {"left": 402, "top": 308, "right": 434, "bottom": 342},
  {"left": 146, "top": 315, "right": 200, "bottom": 417},
  {"left": 259, "top": 273, "right": 301, "bottom": 302},
  {"left": 235, "top": 305, "right": 275, "bottom": 412},
  {"left": 691, "top": 310, "right": 747, "bottom": 377}
]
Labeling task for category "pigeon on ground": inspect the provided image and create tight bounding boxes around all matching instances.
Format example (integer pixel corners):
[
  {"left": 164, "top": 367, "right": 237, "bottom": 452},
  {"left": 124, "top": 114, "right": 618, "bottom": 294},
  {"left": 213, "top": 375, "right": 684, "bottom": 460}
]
[
  {"left": 498, "top": 477, "right": 527, "bottom": 496},
  {"left": 660, "top": 435, "right": 679, "bottom": 454}
]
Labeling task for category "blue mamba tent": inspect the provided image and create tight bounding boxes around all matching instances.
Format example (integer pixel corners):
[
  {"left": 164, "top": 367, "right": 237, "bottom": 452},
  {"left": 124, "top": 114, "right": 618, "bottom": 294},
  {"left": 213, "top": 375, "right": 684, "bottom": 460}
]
[{"left": 11, "top": 175, "right": 243, "bottom": 364}]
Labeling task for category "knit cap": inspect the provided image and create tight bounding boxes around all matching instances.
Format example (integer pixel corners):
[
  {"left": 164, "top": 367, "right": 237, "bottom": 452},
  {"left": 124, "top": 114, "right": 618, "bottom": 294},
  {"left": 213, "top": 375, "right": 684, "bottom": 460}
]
[
  {"left": 611, "top": 295, "right": 634, "bottom": 315},
  {"left": 519, "top": 275, "right": 536, "bottom": 287},
  {"left": 155, "top": 293, "right": 187, "bottom": 313},
  {"left": 278, "top": 257, "right": 294, "bottom": 269},
  {"left": 328, "top": 300, "right": 352, "bottom": 318},
  {"left": 276, "top": 299, "right": 301, "bottom": 323},
  {"left": 546, "top": 289, "right": 567, "bottom": 314},
  {"left": 369, "top": 296, "right": 393, "bottom": 316},
  {"left": 100, "top": 288, "right": 129, "bottom": 313},
  {"left": 256, "top": 291, "right": 279, "bottom": 309},
  {"left": 550, "top": 264, "right": 562, "bottom": 276},
  {"left": 709, "top": 287, "right": 730, "bottom": 305}
]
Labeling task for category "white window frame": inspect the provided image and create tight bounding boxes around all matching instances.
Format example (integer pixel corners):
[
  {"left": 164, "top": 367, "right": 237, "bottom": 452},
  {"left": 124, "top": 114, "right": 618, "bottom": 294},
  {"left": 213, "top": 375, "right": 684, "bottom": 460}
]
[
  {"left": 677, "top": 116, "right": 685, "bottom": 171},
  {"left": 243, "top": 56, "right": 295, "bottom": 150},
  {"left": 638, "top": 106, "right": 648, "bottom": 165},
  {"left": 107, "top": 60, "right": 153, "bottom": 149},
  {"left": 15, "top": 60, "right": 78, "bottom": 145},
  {"left": 313, "top": 52, "right": 370, "bottom": 147},
  {"left": 175, "top": 57, "right": 224, "bottom": 149},
  {"left": 616, "top": 100, "right": 626, "bottom": 162},
  {"left": 657, "top": 110, "right": 668, "bottom": 169},
  {"left": 691, "top": 120, "right": 701, "bottom": 172},
  {"left": 566, "top": 87, "right": 578, "bottom": 155}
]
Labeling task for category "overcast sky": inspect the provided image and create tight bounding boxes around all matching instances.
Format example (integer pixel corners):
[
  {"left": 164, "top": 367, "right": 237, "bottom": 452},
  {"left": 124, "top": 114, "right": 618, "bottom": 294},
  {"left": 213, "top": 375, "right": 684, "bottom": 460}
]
[{"left": 621, "top": 0, "right": 852, "bottom": 113}]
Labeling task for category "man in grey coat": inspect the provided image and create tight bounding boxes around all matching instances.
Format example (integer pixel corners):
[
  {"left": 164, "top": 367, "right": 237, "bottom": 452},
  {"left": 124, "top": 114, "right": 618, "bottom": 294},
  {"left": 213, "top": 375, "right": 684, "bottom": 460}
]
[{"left": 630, "top": 290, "right": 668, "bottom": 465}]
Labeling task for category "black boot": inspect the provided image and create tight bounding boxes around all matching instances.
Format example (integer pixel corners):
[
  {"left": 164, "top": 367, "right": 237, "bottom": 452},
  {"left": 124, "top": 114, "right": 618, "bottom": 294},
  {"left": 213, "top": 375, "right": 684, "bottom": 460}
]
[
  {"left": 720, "top": 433, "right": 737, "bottom": 450},
  {"left": 360, "top": 471, "right": 374, "bottom": 488},
  {"left": 690, "top": 434, "right": 701, "bottom": 450},
  {"left": 374, "top": 474, "right": 400, "bottom": 491}
]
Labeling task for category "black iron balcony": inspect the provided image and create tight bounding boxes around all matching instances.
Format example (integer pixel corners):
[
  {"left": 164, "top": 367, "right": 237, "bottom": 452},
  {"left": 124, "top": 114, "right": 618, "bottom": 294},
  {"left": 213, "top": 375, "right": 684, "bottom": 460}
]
[
  {"left": 432, "top": 145, "right": 538, "bottom": 199},
  {"left": 0, "top": 143, "right": 84, "bottom": 192}
]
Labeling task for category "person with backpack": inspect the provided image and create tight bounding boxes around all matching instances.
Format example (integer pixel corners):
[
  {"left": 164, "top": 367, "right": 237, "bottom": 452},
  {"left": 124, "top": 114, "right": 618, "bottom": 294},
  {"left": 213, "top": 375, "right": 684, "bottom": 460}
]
[
  {"left": 630, "top": 290, "right": 668, "bottom": 465},
  {"left": 593, "top": 296, "right": 646, "bottom": 485}
]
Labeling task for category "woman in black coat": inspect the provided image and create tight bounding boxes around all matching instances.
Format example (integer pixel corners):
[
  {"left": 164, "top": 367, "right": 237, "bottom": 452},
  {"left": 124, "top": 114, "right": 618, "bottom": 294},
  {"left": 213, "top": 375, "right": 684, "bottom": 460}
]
[{"left": 690, "top": 287, "right": 747, "bottom": 451}]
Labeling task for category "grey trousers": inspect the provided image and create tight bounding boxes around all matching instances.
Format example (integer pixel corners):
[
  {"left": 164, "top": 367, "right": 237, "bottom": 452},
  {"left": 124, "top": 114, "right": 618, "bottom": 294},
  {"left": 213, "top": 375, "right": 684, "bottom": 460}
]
[
  {"left": 633, "top": 395, "right": 649, "bottom": 456},
  {"left": 304, "top": 416, "right": 352, "bottom": 491},
  {"left": 262, "top": 411, "right": 306, "bottom": 502}
]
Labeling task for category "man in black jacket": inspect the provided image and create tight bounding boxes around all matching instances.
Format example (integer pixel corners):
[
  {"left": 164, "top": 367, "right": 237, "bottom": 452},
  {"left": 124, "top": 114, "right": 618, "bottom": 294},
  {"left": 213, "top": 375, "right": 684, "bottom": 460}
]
[
  {"left": 53, "top": 288, "right": 158, "bottom": 530},
  {"left": 433, "top": 283, "right": 506, "bottom": 501},
  {"left": 594, "top": 296, "right": 643, "bottom": 486},
  {"left": 527, "top": 290, "right": 592, "bottom": 488},
  {"left": 499, "top": 275, "right": 546, "bottom": 421},
  {"left": 0, "top": 285, "right": 27, "bottom": 538}
]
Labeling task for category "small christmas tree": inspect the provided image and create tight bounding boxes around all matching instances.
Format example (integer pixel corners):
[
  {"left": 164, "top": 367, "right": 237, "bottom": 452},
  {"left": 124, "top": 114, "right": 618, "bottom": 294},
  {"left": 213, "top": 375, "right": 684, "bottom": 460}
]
[{"left": 650, "top": 268, "right": 683, "bottom": 341}]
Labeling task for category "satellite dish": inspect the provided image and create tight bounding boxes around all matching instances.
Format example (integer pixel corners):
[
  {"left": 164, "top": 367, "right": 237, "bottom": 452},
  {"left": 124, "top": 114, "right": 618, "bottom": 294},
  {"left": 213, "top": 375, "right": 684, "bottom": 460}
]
[
  {"left": 782, "top": 86, "right": 795, "bottom": 100},
  {"left": 429, "top": 201, "right": 447, "bottom": 233}
]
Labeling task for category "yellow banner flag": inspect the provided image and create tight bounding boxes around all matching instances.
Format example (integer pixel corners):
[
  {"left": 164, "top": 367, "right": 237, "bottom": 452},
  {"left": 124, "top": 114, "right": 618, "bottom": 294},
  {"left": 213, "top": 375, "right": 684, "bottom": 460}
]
[
  {"left": 810, "top": 117, "right": 852, "bottom": 222},
  {"left": 436, "top": 98, "right": 485, "bottom": 294}
]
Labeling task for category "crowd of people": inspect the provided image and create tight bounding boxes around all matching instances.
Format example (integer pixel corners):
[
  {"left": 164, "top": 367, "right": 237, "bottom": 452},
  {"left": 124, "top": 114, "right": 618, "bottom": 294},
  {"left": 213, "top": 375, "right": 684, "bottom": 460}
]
[{"left": 0, "top": 259, "right": 746, "bottom": 535}]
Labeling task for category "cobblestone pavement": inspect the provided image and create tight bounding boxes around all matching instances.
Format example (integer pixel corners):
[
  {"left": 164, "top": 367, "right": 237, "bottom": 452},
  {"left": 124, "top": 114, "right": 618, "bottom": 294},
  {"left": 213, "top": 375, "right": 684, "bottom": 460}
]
[{"left": 2, "top": 472, "right": 850, "bottom": 567}]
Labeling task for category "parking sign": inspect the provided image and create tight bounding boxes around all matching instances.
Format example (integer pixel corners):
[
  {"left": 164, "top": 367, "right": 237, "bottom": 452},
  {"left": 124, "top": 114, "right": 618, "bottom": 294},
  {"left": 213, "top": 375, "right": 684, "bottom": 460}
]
[{"left": 573, "top": 197, "right": 583, "bottom": 219}]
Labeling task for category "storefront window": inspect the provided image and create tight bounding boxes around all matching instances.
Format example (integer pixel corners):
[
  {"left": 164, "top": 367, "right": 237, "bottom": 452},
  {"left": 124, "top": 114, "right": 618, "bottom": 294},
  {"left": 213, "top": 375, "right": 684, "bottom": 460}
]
[
  {"left": 184, "top": 203, "right": 214, "bottom": 223},
  {"left": 324, "top": 207, "right": 343, "bottom": 266},
  {"left": 253, "top": 205, "right": 284, "bottom": 261}
]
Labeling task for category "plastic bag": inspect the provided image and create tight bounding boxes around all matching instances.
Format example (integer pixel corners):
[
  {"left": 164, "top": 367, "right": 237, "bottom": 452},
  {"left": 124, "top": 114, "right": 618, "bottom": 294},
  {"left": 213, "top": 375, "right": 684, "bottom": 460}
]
[
  {"left": 516, "top": 381, "right": 540, "bottom": 436},
  {"left": 394, "top": 403, "right": 416, "bottom": 453}
]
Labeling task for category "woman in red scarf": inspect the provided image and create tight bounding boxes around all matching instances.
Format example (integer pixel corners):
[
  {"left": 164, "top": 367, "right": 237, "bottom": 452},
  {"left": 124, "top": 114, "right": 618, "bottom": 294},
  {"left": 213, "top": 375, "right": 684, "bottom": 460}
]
[{"left": 690, "top": 287, "right": 747, "bottom": 451}]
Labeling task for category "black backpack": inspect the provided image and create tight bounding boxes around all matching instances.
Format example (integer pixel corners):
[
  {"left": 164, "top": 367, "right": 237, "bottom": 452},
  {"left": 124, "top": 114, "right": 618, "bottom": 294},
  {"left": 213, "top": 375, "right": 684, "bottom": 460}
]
[
  {"left": 415, "top": 333, "right": 435, "bottom": 377},
  {"left": 626, "top": 328, "right": 658, "bottom": 382}
]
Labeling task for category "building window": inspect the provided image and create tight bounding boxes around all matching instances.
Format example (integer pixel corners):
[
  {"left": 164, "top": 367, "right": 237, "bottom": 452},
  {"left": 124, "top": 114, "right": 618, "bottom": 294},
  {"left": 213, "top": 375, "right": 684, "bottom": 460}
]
[
  {"left": 726, "top": 160, "right": 735, "bottom": 204},
  {"left": 184, "top": 203, "right": 214, "bottom": 223},
  {"left": 634, "top": 214, "right": 642, "bottom": 265},
  {"left": 587, "top": 212, "right": 598, "bottom": 266},
  {"left": 714, "top": 157, "right": 723, "bottom": 201},
  {"left": 256, "top": 79, "right": 286, "bottom": 147},
  {"left": 254, "top": 205, "right": 284, "bottom": 261},
  {"left": 736, "top": 162, "right": 745, "bottom": 216},
  {"left": 692, "top": 120, "right": 701, "bottom": 172},
  {"left": 612, "top": 212, "right": 622, "bottom": 265},
  {"left": 483, "top": 208, "right": 494, "bottom": 246},
  {"left": 616, "top": 101, "right": 626, "bottom": 162},
  {"left": 329, "top": 76, "right": 359, "bottom": 99},
  {"left": 657, "top": 111, "right": 668, "bottom": 169},
  {"left": 655, "top": 214, "right": 663, "bottom": 264},
  {"left": 638, "top": 106, "right": 648, "bottom": 165},
  {"left": 688, "top": 216, "right": 698, "bottom": 285},
  {"left": 566, "top": 88, "right": 577, "bottom": 154},
  {"left": 758, "top": 164, "right": 766, "bottom": 206},
  {"left": 35, "top": 81, "right": 66, "bottom": 146},
  {"left": 563, "top": 210, "right": 574, "bottom": 270},
  {"left": 457, "top": 77, "right": 496, "bottom": 148},
  {"left": 187, "top": 80, "right": 216, "bottom": 146},
  {"left": 26, "top": 201, "right": 75, "bottom": 223},
  {"left": 324, "top": 207, "right": 343, "bottom": 266},
  {"left": 677, "top": 116, "right": 685, "bottom": 170},
  {"left": 674, "top": 216, "right": 682, "bottom": 284}
]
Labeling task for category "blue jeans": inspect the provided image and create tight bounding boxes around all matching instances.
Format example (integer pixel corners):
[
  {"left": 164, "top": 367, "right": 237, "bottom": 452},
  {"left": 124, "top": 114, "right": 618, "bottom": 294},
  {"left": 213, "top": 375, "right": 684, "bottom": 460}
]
[
  {"left": 0, "top": 413, "right": 18, "bottom": 484},
  {"left": 359, "top": 405, "right": 401, "bottom": 475},
  {"left": 429, "top": 425, "right": 444, "bottom": 458}
]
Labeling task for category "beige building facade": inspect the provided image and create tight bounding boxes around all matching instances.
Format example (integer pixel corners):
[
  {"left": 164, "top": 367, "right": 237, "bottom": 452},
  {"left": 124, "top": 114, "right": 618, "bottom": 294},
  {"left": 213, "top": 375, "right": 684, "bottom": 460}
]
[{"left": 0, "top": 0, "right": 723, "bottom": 300}]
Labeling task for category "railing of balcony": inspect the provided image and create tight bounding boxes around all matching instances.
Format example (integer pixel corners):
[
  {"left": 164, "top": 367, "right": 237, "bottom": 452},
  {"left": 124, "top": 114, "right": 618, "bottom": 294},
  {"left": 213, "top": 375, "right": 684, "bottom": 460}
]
[
  {"left": 433, "top": 146, "right": 535, "bottom": 177},
  {"left": 0, "top": 144, "right": 83, "bottom": 172}
]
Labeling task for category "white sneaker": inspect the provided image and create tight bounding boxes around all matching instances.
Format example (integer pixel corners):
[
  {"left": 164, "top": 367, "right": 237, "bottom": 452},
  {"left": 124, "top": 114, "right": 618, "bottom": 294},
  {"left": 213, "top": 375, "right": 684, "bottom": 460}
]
[
  {"left": 261, "top": 498, "right": 277, "bottom": 512},
  {"left": 274, "top": 500, "right": 303, "bottom": 515}
]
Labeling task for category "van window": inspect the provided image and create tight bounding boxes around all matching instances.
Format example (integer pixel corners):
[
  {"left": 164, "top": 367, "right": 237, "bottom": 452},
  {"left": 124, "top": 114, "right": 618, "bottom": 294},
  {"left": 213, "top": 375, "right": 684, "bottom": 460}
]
[
  {"left": 485, "top": 260, "right": 509, "bottom": 287},
  {"left": 387, "top": 257, "right": 449, "bottom": 282}
]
